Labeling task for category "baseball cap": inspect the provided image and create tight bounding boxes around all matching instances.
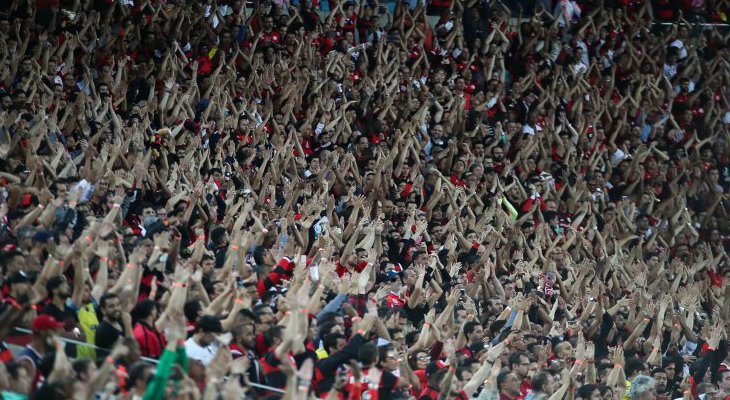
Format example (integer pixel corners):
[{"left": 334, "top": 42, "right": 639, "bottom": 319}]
[
  {"left": 7, "top": 271, "right": 30, "bottom": 286},
  {"left": 32, "top": 230, "right": 54, "bottom": 243},
  {"left": 31, "top": 314, "right": 65, "bottom": 332},
  {"left": 196, "top": 315, "right": 223, "bottom": 334}
]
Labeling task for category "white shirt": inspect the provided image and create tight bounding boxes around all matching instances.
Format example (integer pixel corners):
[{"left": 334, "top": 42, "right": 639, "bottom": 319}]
[{"left": 184, "top": 337, "right": 219, "bottom": 365}]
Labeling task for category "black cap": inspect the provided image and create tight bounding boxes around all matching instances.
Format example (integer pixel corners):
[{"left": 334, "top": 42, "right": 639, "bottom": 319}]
[
  {"left": 196, "top": 315, "right": 223, "bottom": 334},
  {"left": 7, "top": 271, "right": 30, "bottom": 286}
]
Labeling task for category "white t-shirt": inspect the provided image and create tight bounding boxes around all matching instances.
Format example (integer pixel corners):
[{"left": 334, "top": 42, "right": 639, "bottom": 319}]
[{"left": 184, "top": 337, "right": 219, "bottom": 365}]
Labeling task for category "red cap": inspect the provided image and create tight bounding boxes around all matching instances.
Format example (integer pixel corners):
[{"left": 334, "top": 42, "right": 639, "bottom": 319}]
[{"left": 31, "top": 315, "right": 65, "bottom": 332}]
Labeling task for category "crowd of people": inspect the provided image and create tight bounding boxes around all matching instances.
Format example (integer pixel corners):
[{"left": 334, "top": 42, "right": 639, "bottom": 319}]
[{"left": 0, "top": 0, "right": 730, "bottom": 398}]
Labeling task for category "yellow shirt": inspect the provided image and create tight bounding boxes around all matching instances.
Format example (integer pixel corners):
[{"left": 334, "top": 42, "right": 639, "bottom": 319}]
[{"left": 77, "top": 303, "right": 99, "bottom": 360}]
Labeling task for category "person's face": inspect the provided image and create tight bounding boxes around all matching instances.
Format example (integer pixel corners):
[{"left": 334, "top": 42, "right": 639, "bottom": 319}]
[
  {"left": 557, "top": 341, "right": 574, "bottom": 359},
  {"left": 513, "top": 355, "right": 529, "bottom": 378},
  {"left": 6, "top": 255, "right": 25, "bottom": 274},
  {"left": 587, "top": 389, "right": 602, "bottom": 400},
  {"left": 544, "top": 374, "right": 556, "bottom": 394},
  {"left": 653, "top": 372, "right": 667, "bottom": 392},
  {"left": 10, "top": 282, "right": 30, "bottom": 299},
  {"left": 492, "top": 148, "right": 504, "bottom": 162},
  {"left": 391, "top": 331, "right": 406, "bottom": 351},
  {"left": 415, "top": 351, "right": 430, "bottom": 370},
  {"left": 469, "top": 325, "right": 484, "bottom": 342},
  {"left": 257, "top": 312, "right": 275, "bottom": 333},
  {"left": 504, "top": 373, "right": 521, "bottom": 394},
  {"left": 389, "top": 278, "right": 402, "bottom": 294},
  {"left": 664, "top": 363, "right": 675, "bottom": 379},
  {"left": 357, "top": 137, "right": 369, "bottom": 151},
  {"left": 404, "top": 269, "right": 416, "bottom": 287},
  {"left": 504, "top": 283, "right": 515, "bottom": 299},
  {"left": 198, "top": 331, "right": 216, "bottom": 347},
  {"left": 102, "top": 297, "right": 122, "bottom": 322},
  {"left": 719, "top": 372, "right": 730, "bottom": 390},
  {"left": 239, "top": 323, "right": 256, "bottom": 349},
  {"left": 488, "top": 298, "right": 503, "bottom": 314}
]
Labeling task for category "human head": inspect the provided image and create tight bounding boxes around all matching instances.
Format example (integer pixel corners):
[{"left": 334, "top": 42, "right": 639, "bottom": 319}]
[
  {"left": 100, "top": 293, "right": 123, "bottom": 322},
  {"left": 194, "top": 315, "right": 223, "bottom": 347},
  {"left": 626, "top": 376, "right": 656, "bottom": 400},
  {"left": 46, "top": 275, "right": 71, "bottom": 301}
]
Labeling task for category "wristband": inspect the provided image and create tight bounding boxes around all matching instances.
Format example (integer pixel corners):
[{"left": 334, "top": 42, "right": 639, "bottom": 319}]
[
  {"left": 100, "top": 256, "right": 107, "bottom": 262},
  {"left": 301, "top": 308, "right": 308, "bottom": 314},
  {"left": 231, "top": 245, "right": 240, "bottom": 250},
  {"left": 38, "top": 205, "right": 45, "bottom": 210},
  {"left": 235, "top": 298, "right": 244, "bottom": 304},
  {"left": 172, "top": 282, "right": 184, "bottom": 288},
  {"left": 197, "top": 235, "right": 205, "bottom": 240},
  {"left": 684, "top": 391, "right": 691, "bottom": 396},
  {"left": 614, "top": 364, "right": 623, "bottom": 368},
  {"left": 126, "top": 263, "right": 135, "bottom": 270},
  {"left": 106, "top": 356, "right": 115, "bottom": 364},
  {"left": 351, "top": 316, "right": 360, "bottom": 322},
  {"left": 423, "top": 323, "right": 431, "bottom": 328},
  {"left": 113, "top": 203, "right": 121, "bottom": 208},
  {"left": 178, "top": 339, "right": 185, "bottom": 345},
  {"left": 69, "top": 201, "right": 77, "bottom": 207},
  {"left": 108, "top": 260, "right": 115, "bottom": 266},
  {"left": 448, "top": 366, "right": 456, "bottom": 372},
  {"left": 357, "top": 329, "right": 366, "bottom": 336},
  {"left": 85, "top": 236, "right": 93, "bottom": 243},
  {"left": 707, "top": 346, "right": 716, "bottom": 351},
  {"left": 58, "top": 260, "right": 65, "bottom": 266},
  {"left": 149, "top": 291, "right": 157, "bottom": 298},
  {"left": 574, "top": 360, "right": 583, "bottom": 366}
]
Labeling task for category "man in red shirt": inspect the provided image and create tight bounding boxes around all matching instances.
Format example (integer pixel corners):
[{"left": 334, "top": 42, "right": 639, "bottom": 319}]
[
  {"left": 499, "top": 371, "right": 522, "bottom": 400},
  {"left": 259, "top": 15, "right": 281, "bottom": 45}
]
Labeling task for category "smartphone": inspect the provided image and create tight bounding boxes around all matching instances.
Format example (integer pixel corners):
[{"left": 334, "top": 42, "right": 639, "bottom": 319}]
[{"left": 236, "top": 276, "right": 244, "bottom": 289}]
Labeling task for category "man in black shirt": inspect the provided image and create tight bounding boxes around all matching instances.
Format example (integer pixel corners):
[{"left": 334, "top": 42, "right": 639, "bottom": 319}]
[
  {"left": 95, "top": 293, "right": 132, "bottom": 354},
  {"left": 41, "top": 275, "right": 85, "bottom": 357}
]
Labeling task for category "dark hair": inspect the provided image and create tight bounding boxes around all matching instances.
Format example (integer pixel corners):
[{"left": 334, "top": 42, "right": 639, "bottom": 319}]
[
  {"left": 358, "top": 342, "right": 379, "bottom": 366},
  {"left": 72, "top": 359, "right": 94, "bottom": 377},
  {"left": 131, "top": 299, "right": 157, "bottom": 325},
  {"left": 456, "top": 367, "right": 471, "bottom": 382},
  {"left": 127, "top": 361, "right": 152, "bottom": 391},
  {"left": 263, "top": 325, "right": 284, "bottom": 347},
  {"left": 576, "top": 384, "right": 598, "bottom": 400},
  {"left": 377, "top": 344, "right": 395, "bottom": 368},
  {"left": 184, "top": 299, "right": 202, "bottom": 324},
  {"left": 210, "top": 226, "right": 227, "bottom": 246},
  {"left": 99, "top": 293, "right": 119, "bottom": 309},
  {"left": 464, "top": 321, "right": 481, "bottom": 337},
  {"left": 625, "top": 358, "right": 646, "bottom": 377},
  {"left": 323, "top": 332, "right": 346, "bottom": 353},
  {"left": 385, "top": 307, "right": 408, "bottom": 320},
  {"left": 508, "top": 351, "right": 528, "bottom": 369},
  {"left": 532, "top": 371, "right": 552, "bottom": 392},
  {"left": 497, "top": 371, "right": 512, "bottom": 391}
]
